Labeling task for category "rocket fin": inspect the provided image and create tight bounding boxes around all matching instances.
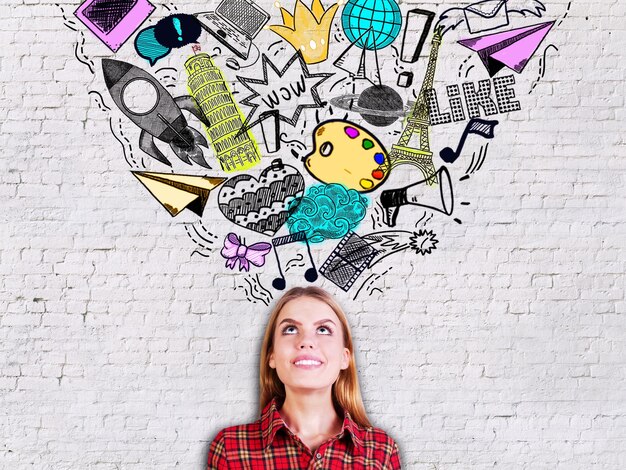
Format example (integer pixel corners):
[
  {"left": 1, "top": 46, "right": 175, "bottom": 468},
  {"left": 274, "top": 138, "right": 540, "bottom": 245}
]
[
  {"left": 139, "top": 130, "right": 172, "bottom": 166},
  {"left": 171, "top": 127, "right": 211, "bottom": 169},
  {"left": 175, "top": 95, "right": 211, "bottom": 127}
]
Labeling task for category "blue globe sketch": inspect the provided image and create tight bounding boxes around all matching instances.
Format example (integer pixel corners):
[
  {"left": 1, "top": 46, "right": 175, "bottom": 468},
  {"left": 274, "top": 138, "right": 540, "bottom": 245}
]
[{"left": 341, "top": 0, "right": 402, "bottom": 51}]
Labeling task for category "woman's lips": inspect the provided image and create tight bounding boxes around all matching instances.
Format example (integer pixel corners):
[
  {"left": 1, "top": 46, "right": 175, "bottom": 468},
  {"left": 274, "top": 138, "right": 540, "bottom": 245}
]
[{"left": 292, "top": 356, "right": 323, "bottom": 369}]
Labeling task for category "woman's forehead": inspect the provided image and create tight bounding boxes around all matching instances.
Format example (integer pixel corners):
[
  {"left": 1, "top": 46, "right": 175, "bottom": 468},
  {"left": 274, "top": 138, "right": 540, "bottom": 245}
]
[{"left": 276, "top": 296, "right": 341, "bottom": 325}]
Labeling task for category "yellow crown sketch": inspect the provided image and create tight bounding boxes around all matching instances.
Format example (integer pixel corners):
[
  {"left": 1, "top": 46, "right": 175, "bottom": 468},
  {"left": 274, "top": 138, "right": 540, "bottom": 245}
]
[{"left": 269, "top": 0, "right": 339, "bottom": 64}]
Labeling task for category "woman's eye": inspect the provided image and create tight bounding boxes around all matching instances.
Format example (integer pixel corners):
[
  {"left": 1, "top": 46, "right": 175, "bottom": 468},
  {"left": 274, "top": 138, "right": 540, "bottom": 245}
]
[
  {"left": 282, "top": 326, "right": 298, "bottom": 335},
  {"left": 317, "top": 326, "right": 332, "bottom": 335}
]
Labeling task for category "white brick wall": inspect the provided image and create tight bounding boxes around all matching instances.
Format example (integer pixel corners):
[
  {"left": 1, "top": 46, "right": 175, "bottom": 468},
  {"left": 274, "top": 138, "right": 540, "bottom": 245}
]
[{"left": 1, "top": 0, "right": 625, "bottom": 468}]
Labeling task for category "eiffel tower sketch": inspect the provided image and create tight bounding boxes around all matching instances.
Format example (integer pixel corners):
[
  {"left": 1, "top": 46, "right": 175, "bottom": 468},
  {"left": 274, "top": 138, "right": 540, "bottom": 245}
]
[{"left": 387, "top": 27, "right": 444, "bottom": 182}]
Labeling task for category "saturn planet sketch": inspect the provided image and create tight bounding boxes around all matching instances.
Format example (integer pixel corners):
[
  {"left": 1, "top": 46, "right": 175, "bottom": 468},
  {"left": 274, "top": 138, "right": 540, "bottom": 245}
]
[{"left": 330, "top": 84, "right": 413, "bottom": 127}]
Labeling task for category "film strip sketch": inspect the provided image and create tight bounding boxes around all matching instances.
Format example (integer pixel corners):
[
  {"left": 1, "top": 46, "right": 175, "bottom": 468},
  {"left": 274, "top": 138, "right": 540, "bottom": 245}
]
[{"left": 319, "top": 232, "right": 378, "bottom": 292}]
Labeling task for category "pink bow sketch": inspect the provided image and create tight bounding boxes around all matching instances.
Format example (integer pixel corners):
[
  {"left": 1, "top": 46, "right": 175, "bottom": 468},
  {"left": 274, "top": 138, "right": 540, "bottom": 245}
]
[{"left": 220, "top": 233, "right": 272, "bottom": 272}]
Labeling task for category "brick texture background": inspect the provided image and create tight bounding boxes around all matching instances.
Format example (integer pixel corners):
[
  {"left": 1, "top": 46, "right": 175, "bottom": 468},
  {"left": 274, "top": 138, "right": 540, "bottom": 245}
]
[{"left": 1, "top": 0, "right": 625, "bottom": 468}]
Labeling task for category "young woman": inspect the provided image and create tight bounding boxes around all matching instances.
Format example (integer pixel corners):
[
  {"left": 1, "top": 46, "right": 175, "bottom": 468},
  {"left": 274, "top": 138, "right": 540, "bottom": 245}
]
[{"left": 207, "top": 286, "right": 401, "bottom": 469}]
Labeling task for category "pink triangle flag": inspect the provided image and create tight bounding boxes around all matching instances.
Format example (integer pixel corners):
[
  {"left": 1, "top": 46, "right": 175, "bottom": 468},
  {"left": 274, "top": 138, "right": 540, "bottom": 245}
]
[{"left": 458, "top": 21, "right": 555, "bottom": 76}]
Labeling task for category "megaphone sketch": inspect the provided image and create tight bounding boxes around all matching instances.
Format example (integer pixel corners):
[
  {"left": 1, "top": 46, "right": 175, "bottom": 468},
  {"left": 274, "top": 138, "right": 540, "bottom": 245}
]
[{"left": 379, "top": 166, "right": 454, "bottom": 227}]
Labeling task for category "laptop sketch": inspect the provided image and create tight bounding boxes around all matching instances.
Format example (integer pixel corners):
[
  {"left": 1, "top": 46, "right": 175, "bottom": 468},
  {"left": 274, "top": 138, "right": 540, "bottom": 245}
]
[{"left": 195, "top": 0, "right": 270, "bottom": 60}]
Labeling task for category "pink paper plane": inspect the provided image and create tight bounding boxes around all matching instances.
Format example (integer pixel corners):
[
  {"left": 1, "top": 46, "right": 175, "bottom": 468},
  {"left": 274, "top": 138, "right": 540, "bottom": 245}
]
[{"left": 458, "top": 21, "right": 555, "bottom": 77}]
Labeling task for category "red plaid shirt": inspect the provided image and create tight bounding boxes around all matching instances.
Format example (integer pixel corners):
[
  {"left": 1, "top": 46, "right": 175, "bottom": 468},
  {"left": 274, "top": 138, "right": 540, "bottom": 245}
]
[{"left": 207, "top": 398, "right": 401, "bottom": 469}]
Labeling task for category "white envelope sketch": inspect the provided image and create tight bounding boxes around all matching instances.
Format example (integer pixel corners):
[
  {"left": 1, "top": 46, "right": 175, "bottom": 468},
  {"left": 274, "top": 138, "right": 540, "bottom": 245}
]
[{"left": 464, "top": 0, "right": 509, "bottom": 34}]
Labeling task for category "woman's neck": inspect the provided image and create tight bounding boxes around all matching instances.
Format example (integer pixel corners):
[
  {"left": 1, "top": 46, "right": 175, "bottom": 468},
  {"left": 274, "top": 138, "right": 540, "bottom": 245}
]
[{"left": 278, "top": 389, "right": 343, "bottom": 452}]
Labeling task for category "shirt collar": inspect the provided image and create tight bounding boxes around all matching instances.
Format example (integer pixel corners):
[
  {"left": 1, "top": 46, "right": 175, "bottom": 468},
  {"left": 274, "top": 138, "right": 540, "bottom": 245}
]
[{"left": 261, "top": 398, "right": 365, "bottom": 456}]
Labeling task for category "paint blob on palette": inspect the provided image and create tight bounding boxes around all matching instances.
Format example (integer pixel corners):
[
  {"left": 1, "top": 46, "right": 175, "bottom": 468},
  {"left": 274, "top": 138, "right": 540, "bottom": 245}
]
[{"left": 303, "top": 120, "right": 389, "bottom": 192}]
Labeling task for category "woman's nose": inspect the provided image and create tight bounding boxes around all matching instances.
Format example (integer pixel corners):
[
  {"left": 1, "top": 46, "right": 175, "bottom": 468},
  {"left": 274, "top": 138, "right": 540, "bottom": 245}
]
[{"left": 298, "top": 334, "right": 316, "bottom": 349}]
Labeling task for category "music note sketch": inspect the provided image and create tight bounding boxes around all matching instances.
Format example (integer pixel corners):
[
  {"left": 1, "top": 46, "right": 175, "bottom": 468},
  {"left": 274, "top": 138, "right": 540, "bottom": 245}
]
[
  {"left": 439, "top": 118, "right": 499, "bottom": 163},
  {"left": 272, "top": 231, "right": 318, "bottom": 290}
]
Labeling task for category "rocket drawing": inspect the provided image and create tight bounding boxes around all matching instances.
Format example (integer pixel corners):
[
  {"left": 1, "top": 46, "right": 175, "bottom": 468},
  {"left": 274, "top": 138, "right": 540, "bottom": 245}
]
[{"left": 102, "top": 59, "right": 212, "bottom": 168}]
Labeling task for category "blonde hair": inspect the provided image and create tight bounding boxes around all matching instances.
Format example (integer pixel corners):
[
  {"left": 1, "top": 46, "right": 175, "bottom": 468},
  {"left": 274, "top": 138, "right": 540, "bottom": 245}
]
[{"left": 259, "top": 286, "right": 372, "bottom": 427}]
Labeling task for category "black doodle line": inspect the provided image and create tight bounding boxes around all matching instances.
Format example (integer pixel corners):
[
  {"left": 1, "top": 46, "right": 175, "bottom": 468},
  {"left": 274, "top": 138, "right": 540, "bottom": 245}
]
[
  {"left": 74, "top": 32, "right": 95, "bottom": 74},
  {"left": 530, "top": 44, "right": 559, "bottom": 93},
  {"left": 465, "top": 65, "right": 475, "bottom": 78},
  {"left": 245, "top": 276, "right": 270, "bottom": 306},
  {"left": 192, "top": 224, "right": 216, "bottom": 248},
  {"left": 461, "top": 201, "right": 470, "bottom": 206},
  {"left": 193, "top": 226, "right": 216, "bottom": 246},
  {"left": 463, "top": 144, "right": 488, "bottom": 175},
  {"left": 458, "top": 54, "right": 472, "bottom": 78},
  {"left": 415, "top": 210, "right": 428, "bottom": 227},
  {"left": 88, "top": 91, "right": 111, "bottom": 111},
  {"left": 285, "top": 253, "right": 305, "bottom": 272},
  {"left": 557, "top": 1, "right": 572, "bottom": 27},
  {"left": 454, "top": 218, "right": 462, "bottom": 224},
  {"left": 424, "top": 214, "right": 433, "bottom": 224},
  {"left": 156, "top": 66, "right": 177, "bottom": 74},
  {"left": 198, "top": 221, "right": 218, "bottom": 240},
  {"left": 268, "top": 40, "right": 282, "bottom": 53},
  {"left": 353, "top": 273, "right": 376, "bottom": 301},
  {"left": 390, "top": 45, "right": 403, "bottom": 71},
  {"left": 353, "top": 267, "right": 392, "bottom": 301},
  {"left": 329, "top": 77, "right": 348, "bottom": 93},
  {"left": 255, "top": 273, "right": 273, "bottom": 303},
  {"left": 115, "top": 118, "right": 139, "bottom": 167},
  {"left": 369, "top": 287, "right": 383, "bottom": 296},
  {"left": 155, "top": 67, "right": 178, "bottom": 88},
  {"left": 279, "top": 133, "right": 307, "bottom": 158},
  {"left": 57, "top": 4, "right": 79, "bottom": 31},
  {"left": 465, "top": 151, "right": 476, "bottom": 175},
  {"left": 185, "top": 224, "right": 214, "bottom": 255},
  {"left": 475, "top": 143, "right": 488, "bottom": 172},
  {"left": 273, "top": 47, "right": 286, "bottom": 57},
  {"left": 371, "top": 203, "right": 383, "bottom": 230},
  {"left": 108, "top": 117, "right": 135, "bottom": 168},
  {"left": 237, "top": 280, "right": 258, "bottom": 304}
]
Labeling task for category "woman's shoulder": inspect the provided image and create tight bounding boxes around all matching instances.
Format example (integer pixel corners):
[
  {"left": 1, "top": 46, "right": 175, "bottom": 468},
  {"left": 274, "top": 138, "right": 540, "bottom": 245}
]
[
  {"left": 352, "top": 424, "right": 401, "bottom": 468},
  {"left": 213, "top": 418, "right": 263, "bottom": 441},
  {"left": 358, "top": 424, "right": 399, "bottom": 447}
]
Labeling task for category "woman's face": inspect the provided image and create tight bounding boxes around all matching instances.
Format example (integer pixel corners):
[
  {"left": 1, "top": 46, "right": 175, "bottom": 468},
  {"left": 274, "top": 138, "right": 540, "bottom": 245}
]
[{"left": 269, "top": 296, "right": 350, "bottom": 395}]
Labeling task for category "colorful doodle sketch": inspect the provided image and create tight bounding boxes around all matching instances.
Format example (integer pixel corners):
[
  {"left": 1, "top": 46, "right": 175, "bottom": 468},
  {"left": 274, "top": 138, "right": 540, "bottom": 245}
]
[
  {"left": 75, "top": 0, "right": 155, "bottom": 52},
  {"left": 186, "top": 53, "right": 262, "bottom": 172},
  {"left": 73, "top": 0, "right": 563, "bottom": 302},
  {"left": 218, "top": 159, "right": 305, "bottom": 236}
]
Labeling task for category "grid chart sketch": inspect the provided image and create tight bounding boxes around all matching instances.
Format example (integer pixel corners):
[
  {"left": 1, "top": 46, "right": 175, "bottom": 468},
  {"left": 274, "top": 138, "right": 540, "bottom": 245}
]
[
  {"left": 218, "top": 0, "right": 267, "bottom": 36},
  {"left": 341, "top": 0, "right": 402, "bottom": 50},
  {"left": 319, "top": 232, "right": 378, "bottom": 291}
]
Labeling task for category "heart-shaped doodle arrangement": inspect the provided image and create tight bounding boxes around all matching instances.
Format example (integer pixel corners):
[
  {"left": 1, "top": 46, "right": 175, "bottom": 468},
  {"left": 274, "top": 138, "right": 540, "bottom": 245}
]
[{"left": 218, "top": 159, "right": 305, "bottom": 236}]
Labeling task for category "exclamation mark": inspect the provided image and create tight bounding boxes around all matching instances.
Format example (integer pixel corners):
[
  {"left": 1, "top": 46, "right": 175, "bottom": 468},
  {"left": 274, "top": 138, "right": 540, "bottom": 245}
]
[{"left": 173, "top": 17, "right": 183, "bottom": 42}]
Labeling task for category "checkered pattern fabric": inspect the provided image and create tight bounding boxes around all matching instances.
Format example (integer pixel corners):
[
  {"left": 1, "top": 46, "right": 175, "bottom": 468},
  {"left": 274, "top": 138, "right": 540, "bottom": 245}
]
[{"left": 208, "top": 398, "right": 401, "bottom": 469}]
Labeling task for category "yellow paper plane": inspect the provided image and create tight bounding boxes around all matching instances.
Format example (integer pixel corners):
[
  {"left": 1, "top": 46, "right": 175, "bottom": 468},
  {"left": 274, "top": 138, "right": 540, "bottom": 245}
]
[{"left": 132, "top": 171, "right": 226, "bottom": 217}]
